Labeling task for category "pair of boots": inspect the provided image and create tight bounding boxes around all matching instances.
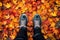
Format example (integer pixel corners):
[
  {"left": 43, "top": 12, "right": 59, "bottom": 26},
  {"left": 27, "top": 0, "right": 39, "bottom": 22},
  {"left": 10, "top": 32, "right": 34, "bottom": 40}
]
[{"left": 14, "top": 14, "right": 45, "bottom": 40}]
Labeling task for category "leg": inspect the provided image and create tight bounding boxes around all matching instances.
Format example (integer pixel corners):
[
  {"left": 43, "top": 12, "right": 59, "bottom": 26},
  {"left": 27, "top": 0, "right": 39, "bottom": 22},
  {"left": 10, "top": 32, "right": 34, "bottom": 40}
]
[
  {"left": 34, "top": 27, "right": 45, "bottom": 40},
  {"left": 15, "top": 27, "right": 27, "bottom": 40},
  {"left": 14, "top": 13, "right": 28, "bottom": 40},
  {"left": 33, "top": 14, "right": 45, "bottom": 40}
]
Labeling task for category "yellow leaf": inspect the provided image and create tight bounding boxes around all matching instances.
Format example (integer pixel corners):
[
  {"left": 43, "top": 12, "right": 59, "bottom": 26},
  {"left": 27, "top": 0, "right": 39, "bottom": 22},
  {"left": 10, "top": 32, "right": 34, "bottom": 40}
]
[
  {"left": 13, "top": 0, "right": 17, "bottom": 4},
  {"left": 10, "top": 35, "right": 15, "bottom": 39},
  {"left": 4, "top": 3, "right": 11, "bottom": 8},
  {"left": 13, "top": 18, "right": 17, "bottom": 22},
  {"left": 50, "top": 12, "right": 57, "bottom": 16},
  {"left": 44, "top": 35, "right": 48, "bottom": 39},
  {"left": 51, "top": 22, "right": 55, "bottom": 27},
  {"left": 18, "top": 2, "right": 24, "bottom": 7},
  {"left": 0, "top": 2, "right": 2, "bottom": 6}
]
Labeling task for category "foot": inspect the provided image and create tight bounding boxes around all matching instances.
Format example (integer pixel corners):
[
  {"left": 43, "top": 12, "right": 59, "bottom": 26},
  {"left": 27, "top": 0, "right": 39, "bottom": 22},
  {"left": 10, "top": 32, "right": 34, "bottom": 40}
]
[
  {"left": 20, "top": 13, "right": 28, "bottom": 28},
  {"left": 14, "top": 13, "right": 28, "bottom": 40},
  {"left": 33, "top": 14, "right": 41, "bottom": 28}
]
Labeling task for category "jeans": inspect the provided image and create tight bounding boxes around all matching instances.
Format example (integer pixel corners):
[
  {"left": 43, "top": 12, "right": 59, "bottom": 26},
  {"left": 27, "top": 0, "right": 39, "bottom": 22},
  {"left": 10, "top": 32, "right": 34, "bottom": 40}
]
[
  {"left": 14, "top": 27, "right": 27, "bottom": 40},
  {"left": 14, "top": 27, "right": 45, "bottom": 40},
  {"left": 33, "top": 27, "right": 45, "bottom": 40}
]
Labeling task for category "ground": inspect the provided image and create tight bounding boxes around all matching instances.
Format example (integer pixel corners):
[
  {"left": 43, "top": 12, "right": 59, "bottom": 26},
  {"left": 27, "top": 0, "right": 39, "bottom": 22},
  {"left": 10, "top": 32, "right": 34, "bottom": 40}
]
[{"left": 0, "top": 0, "right": 60, "bottom": 40}]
